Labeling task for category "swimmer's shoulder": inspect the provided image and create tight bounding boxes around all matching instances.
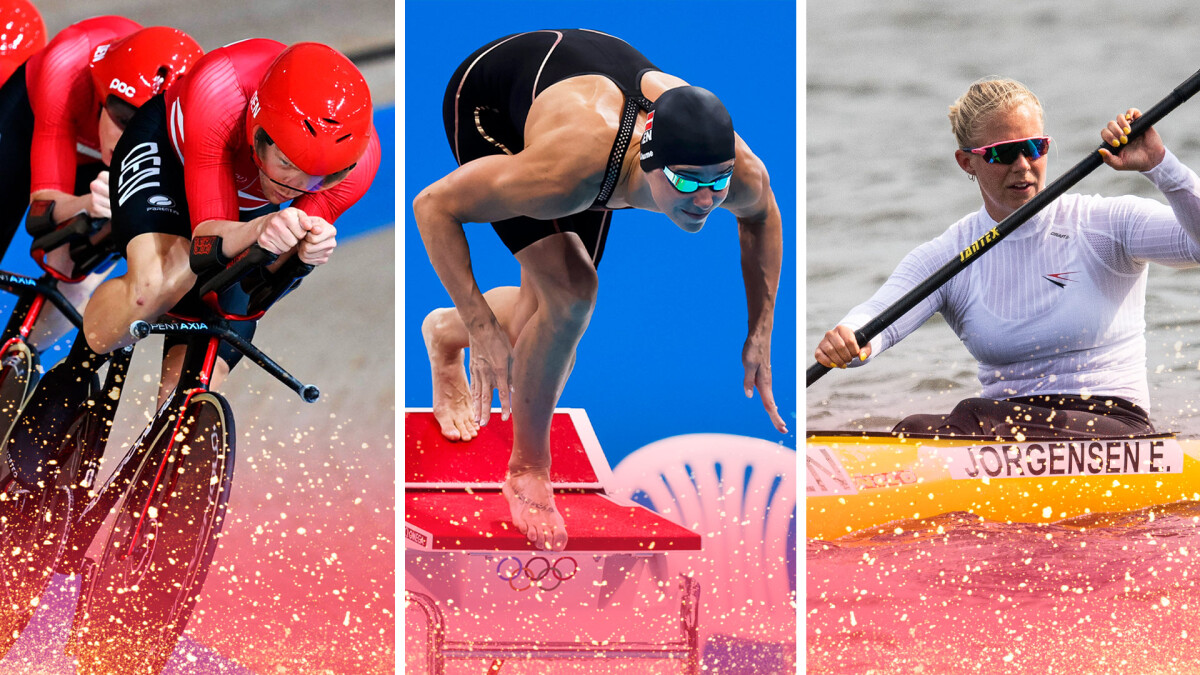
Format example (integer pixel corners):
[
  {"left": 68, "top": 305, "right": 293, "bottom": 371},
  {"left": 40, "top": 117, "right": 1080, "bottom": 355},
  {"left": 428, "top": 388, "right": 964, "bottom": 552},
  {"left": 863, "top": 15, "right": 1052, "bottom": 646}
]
[
  {"left": 722, "top": 138, "right": 773, "bottom": 217},
  {"left": 521, "top": 78, "right": 625, "bottom": 194}
]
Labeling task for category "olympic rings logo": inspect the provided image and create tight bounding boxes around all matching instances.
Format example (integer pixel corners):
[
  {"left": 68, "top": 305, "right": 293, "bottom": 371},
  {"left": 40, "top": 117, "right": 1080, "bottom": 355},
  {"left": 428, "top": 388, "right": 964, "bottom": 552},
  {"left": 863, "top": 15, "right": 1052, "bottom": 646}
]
[{"left": 495, "top": 556, "right": 578, "bottom": 592}]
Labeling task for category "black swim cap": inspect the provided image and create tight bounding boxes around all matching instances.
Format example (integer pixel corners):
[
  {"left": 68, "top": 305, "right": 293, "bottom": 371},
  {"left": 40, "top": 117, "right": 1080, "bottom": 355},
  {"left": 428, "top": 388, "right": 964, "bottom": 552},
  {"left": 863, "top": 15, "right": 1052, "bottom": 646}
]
[{"left": 639, "top": 86, "right": 735, "bottom": 172}]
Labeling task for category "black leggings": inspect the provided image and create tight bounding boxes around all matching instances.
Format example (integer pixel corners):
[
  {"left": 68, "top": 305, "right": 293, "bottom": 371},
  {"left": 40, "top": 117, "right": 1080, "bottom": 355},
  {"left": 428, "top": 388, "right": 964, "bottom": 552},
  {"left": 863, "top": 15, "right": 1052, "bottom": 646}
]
[{"left": 892, "top": 395, "right": 1154, "bottom": 439}]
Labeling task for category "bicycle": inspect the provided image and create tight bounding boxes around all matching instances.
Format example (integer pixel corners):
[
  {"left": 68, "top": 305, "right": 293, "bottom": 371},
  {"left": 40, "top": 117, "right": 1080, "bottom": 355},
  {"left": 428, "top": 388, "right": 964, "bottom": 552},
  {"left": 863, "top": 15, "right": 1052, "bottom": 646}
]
[
  {"left": 0, "top": 233, "right": 316, "bottom": 674},
  {"left": 0, "top": 200, "right": 120, "bottom": 654}
]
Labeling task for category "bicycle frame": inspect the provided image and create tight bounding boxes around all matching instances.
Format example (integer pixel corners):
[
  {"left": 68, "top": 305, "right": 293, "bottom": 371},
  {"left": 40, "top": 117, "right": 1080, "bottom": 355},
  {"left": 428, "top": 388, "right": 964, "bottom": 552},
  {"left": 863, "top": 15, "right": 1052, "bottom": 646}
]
[
  {"left": 65, "top": 316, "right": 319, "bottom": 567},
  {"left": 0, "top": 233, "right": 319, "bottom": 671},
  {"left": 63, "top": 257, "right": 319, "bottom": 672}
]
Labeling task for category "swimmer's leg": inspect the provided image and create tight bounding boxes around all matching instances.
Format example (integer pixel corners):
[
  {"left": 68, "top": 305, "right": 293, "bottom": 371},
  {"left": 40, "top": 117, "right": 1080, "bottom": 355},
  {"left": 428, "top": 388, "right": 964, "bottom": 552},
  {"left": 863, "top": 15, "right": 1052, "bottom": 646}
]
[
  {"left": 424, "top": 280, "right": 537, "bottom": 441},
  {"left": 502, "top": 233, "right": 597, "bottom": 551}
]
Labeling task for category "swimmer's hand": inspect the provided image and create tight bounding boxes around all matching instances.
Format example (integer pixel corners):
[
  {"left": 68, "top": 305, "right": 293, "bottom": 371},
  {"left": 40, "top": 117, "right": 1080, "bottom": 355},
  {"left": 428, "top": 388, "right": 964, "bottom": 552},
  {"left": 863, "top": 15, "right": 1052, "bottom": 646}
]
[
  {"left": 1099, "top": 107, "right": 1165, "bottom": 172},
  {"left": 743, "top": 333, "right": 787, "bottom": 434},
  {"left": 468, "top": 319, "right": 513, "bottom": 426},
  {"left": 814, "top": 324, "right": 871, "bottom": 369}
]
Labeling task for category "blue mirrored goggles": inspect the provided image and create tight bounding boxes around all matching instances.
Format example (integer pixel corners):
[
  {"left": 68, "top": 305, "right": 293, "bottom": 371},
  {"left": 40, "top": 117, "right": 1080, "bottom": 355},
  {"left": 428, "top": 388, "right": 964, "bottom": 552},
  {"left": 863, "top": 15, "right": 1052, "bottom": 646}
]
[
  {"left": 963, "top": 136, "right": 1051, "bottom": 164},
  {"left": 662, "top": 166, "right": 733, "bottom": 193}
]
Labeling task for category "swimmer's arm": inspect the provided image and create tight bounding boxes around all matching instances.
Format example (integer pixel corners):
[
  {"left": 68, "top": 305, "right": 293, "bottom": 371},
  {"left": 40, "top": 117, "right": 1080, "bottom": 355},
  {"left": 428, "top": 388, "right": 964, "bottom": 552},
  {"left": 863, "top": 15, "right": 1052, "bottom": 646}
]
[
  {"left": 725, "top": 146, "right": 786, "bottom": 432},
  {"left": 725, "top": 151, "right": 783, "bottom": 352},
  {"left": 413, "top": 142, "right": 596, "bottom": 323},
  {"left": 414, "top": 142, "right": 597, "bottom": 422}
]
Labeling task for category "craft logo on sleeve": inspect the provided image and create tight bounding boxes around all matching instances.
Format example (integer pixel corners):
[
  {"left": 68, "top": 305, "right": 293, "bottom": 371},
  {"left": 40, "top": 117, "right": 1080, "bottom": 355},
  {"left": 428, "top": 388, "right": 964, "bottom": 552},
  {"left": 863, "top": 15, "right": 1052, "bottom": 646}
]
[
  {"left": 931, "top": 438, "right": 1184, "bottom": 480},
  {"left": 806, "top": 446, "right": 858, "bottom": 496}
]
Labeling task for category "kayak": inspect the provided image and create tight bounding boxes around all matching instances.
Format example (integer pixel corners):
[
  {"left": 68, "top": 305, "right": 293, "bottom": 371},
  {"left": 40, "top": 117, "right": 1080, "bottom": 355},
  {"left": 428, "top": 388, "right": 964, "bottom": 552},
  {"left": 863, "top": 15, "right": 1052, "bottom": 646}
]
[{"left": 806, "top": 431, "right": 1200, "bottom": 541}]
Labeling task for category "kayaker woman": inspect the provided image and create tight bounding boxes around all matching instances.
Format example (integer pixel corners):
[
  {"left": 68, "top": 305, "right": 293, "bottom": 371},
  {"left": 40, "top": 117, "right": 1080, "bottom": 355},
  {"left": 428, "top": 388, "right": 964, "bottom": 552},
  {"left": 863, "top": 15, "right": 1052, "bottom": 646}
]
[{"left": 814, "top": 77, "right": 1200, "bottom": 439}]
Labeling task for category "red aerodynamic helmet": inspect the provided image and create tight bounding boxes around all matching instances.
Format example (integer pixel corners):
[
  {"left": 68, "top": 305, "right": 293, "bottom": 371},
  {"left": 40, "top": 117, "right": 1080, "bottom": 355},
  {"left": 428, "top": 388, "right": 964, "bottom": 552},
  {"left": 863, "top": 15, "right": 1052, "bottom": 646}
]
[
  {"left": 89, "top": 26, "right": 203, "bottom": 108},
  {"left": 246, "top": 42, "right": 373, "bottom": 177},
  {"left": 0, "top": 0, "right": 45, "bottom": 84}
]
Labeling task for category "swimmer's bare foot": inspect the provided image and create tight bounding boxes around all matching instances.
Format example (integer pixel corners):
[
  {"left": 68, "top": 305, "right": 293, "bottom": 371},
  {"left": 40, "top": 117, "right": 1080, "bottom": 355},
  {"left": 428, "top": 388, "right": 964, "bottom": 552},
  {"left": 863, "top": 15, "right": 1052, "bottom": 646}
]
[
  {"left": 423, "top": 308, "right": 479, "bottom": 442},
  {"left": 502, "top": 469, "right": 568, "bottom": 552}
]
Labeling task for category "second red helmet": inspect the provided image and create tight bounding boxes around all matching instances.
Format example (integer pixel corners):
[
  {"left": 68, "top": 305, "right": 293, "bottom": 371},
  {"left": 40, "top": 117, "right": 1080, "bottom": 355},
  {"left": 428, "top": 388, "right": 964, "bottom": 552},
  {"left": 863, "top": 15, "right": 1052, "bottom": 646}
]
[{"left": 90, "top": 26, "right": 203, "bottom": 108}]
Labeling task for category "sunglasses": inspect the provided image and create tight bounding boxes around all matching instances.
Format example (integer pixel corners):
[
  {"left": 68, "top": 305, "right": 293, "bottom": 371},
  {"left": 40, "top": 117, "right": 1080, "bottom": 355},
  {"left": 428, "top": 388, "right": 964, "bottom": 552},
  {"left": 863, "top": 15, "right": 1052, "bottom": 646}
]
[
  {"left": 963, "top": 136, "right": 1052, "bottom": 164},
  {"left": 662, "top": 166, "right": 733, "bottom": 193}
]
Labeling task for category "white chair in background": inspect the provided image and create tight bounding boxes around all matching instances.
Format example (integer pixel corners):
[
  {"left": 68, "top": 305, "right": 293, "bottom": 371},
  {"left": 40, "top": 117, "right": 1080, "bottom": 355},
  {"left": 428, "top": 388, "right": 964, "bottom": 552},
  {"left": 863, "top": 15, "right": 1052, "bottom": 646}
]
[{"left": 610, "top": 434, "right": 797, "bottom": 671}]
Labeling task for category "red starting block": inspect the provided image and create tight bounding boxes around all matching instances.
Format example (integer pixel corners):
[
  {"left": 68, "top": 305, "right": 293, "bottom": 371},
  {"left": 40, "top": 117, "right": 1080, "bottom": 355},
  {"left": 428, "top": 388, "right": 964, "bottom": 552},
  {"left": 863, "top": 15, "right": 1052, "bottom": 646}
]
[
  {"left": 404, "top": 408, "right": 702, "bottom": 674},
  {"left": 404, "top": 408, "right": 701, "bottom": 552}
]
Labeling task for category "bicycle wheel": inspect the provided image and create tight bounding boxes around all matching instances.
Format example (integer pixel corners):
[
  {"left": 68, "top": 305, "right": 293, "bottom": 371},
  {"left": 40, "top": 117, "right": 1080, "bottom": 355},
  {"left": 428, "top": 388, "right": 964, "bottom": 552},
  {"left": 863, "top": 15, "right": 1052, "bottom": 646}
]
[
  {"left": 69, "top": 391, "right": 236, "bottom": 675},
  {"left": 0, "top": 341, "right": 38, "bottom": 452},
  {"left": 0, "top": 401, "right": 96, "bottom": 658}
]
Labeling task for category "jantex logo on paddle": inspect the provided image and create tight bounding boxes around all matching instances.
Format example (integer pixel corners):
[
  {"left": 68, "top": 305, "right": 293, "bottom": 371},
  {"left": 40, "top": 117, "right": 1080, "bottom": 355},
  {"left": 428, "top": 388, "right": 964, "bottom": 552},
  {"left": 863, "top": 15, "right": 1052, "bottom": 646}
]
[
  {"left": 929, "top": 438, "right": 1184, "bottom": 480},
  {"left": 958, "top": 227, "right": 1002, "bottom": 263}
]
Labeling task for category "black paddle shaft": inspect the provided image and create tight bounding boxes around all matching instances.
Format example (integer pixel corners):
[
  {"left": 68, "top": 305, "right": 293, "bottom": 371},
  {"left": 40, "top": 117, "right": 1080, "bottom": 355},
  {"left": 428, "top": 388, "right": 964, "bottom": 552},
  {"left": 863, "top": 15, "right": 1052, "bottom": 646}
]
[{"left": 808, "top": 66, "right": 1200, "bottom": 388}]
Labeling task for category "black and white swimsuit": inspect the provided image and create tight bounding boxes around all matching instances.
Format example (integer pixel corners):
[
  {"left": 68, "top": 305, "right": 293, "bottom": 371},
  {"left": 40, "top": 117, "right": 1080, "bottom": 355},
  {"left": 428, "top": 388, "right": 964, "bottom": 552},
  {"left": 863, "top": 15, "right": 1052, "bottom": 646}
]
[{"left": 441, "top": 29, "right": 659, "bottom": 267}]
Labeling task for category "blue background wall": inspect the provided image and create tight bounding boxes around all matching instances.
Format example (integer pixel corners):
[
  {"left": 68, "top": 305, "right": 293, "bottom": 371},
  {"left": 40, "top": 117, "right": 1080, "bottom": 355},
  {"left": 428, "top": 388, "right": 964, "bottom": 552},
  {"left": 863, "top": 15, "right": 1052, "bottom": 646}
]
[{"left": 403, "top": 1, "right": 797, "bottom": 464}]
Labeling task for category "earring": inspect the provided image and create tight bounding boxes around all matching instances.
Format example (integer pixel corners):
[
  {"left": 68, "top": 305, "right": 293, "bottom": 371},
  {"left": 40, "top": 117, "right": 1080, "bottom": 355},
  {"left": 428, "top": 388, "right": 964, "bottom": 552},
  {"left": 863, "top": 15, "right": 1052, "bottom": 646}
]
[{"left": 968, "top": 175, "right": 976, "bottom": 182}]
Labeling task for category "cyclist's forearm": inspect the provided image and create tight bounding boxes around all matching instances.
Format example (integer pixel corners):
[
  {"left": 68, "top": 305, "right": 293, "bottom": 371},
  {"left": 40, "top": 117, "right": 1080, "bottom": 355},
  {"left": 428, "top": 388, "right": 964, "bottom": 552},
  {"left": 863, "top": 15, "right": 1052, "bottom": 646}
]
[
  {"left": 30, "top": 190, "right": 92, "bottom": 223},
  {"left": 193, "top": 218, "right": 260, "bottom": 259}
]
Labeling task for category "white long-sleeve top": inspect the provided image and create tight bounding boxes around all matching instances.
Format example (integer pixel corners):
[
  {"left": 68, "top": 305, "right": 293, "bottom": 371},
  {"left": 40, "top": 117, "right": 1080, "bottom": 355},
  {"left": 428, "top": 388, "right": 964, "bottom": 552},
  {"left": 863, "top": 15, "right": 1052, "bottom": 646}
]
[{"left": 841, "top": 149, "right": 1200, "bottom": 410}]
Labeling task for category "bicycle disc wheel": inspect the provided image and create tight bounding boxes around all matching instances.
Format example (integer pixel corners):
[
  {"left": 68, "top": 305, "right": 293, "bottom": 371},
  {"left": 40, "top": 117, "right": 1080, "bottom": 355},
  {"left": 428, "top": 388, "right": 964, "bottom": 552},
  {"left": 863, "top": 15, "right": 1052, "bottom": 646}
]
[
  {"left": 69, "top": 392, "right": 235, "bottom": 675},
  {"left": 0, "top": 403, "right": 94, "bottom": 658},
  {"left": 0, "top": 341, "right": 38, "bottom": 455}
]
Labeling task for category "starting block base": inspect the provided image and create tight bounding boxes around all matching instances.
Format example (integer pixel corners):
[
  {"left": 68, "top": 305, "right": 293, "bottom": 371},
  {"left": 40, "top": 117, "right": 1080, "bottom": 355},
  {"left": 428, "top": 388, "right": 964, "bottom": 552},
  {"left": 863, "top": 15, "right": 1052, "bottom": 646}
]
[{"left": 404, "top": 408, "right": 703, "bottom": 674}]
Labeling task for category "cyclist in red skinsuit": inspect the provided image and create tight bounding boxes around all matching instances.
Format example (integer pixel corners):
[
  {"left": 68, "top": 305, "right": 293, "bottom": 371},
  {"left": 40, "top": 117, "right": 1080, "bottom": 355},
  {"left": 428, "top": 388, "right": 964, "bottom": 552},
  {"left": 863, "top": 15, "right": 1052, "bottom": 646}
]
[
  {"left": 65, "top": 38, "right": 380, "bottom": 403},
  {"left": 24, "top": 17, "right": 137, "bottom": 230},
  {"left": 0, "top": 16, "right": 202, "bottom": 346},
  {"left": 164, "top": 38, "right": 378, "bottom": 233}
]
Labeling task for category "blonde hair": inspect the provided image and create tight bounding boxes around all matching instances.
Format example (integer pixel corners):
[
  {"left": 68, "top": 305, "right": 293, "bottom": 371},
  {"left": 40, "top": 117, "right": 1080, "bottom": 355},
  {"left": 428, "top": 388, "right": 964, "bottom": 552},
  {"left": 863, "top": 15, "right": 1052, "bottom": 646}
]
[{"left": 948, "top": 77, "right": 1043, "bottom": 148}]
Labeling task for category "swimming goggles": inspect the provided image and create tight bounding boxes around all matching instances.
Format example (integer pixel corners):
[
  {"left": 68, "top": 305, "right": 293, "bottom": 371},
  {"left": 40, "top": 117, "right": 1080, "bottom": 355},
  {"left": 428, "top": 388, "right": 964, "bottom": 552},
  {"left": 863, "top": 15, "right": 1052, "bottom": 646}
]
[
  {"left": 963, "top": 136, "right": 1051, "bottom": 164},
  {"left": 662, "top": 166, "right": 733, "bottom": 193}
]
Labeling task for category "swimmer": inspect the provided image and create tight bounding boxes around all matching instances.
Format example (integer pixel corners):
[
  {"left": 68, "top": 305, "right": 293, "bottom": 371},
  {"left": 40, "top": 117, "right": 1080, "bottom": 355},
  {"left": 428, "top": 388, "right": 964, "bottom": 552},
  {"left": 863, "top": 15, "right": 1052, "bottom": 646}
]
[{"left": 415, "top": 29, "right": 787, "bottom": 550}]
